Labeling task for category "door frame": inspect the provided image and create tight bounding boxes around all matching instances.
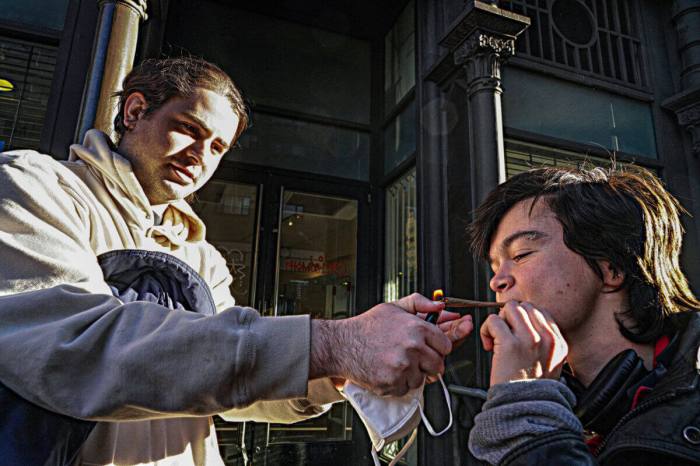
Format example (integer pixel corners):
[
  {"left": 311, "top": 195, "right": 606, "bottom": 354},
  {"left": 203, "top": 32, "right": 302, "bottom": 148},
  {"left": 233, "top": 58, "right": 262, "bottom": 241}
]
[{"left": 210, "top": 160, "right": 376, "bottom": 465}]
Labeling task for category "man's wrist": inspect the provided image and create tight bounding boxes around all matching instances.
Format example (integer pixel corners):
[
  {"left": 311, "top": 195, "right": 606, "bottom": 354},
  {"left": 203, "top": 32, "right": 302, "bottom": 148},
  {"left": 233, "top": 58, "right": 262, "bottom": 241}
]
[{"left": 309, "top": 319, "right": 346, "bottom": 380}]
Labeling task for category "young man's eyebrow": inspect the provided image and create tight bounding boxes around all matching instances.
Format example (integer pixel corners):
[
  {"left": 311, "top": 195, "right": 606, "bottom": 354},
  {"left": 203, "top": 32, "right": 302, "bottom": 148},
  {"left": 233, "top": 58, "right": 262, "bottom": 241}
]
[
  {"left": 180, "top": 112, "right": 230, "bottom": 150},
  {"left": 501, "top": 230, "right": 548, "bottom": 250},
  {"left": 488, "top": 230, "right": 548, "bottom": 264}
]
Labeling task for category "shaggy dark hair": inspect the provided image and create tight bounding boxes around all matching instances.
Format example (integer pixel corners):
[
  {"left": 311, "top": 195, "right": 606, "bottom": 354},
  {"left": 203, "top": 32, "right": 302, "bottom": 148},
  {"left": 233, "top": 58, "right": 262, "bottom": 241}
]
[
  {"left": 468, "top": 164, "right": 699, "bottom": 343},
  {"left": 113, "top": 56, "right": 248, "bottom": 144}
]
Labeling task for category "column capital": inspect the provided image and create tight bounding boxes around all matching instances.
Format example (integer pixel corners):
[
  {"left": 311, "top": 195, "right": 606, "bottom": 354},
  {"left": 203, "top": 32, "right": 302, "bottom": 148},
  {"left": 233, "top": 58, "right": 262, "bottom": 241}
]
[
  {"left": 454, "top": 32, "right": 515, "bottom": 64},
  {"left": 454, "top": 32, "right": 515, "bottom": 95},
  {"left": 664, "top": 87, "right": 700, "bottom": 157},
  {"left": 100, "top": 0, "right": 148, "bottom": 21},
  {"left": 676, "top": 103, "right": 700, "bottom": 157},
  {"left": 425, "top": 1, "right": 528, "bottom": 86},
  {"left": 120, "top": 0, "right": 148, "bottom": 21}
]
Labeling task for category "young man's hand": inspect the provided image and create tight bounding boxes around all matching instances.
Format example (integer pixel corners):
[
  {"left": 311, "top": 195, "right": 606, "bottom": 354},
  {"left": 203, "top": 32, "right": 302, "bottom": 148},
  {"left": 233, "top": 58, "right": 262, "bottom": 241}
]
[
  {"left": 310, "top": 293, "right": 473, "bottom": 396},
  {"left": 479, "top": 300, "right": 568, "bottom": 386}
]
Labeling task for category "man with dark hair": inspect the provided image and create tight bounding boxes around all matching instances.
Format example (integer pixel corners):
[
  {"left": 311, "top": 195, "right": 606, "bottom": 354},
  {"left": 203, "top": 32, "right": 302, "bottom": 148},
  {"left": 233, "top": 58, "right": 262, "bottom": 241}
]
[
  {"left": 466, "top": 165, "right": 700, "bottom": 465},
  {"left": 0, "top": 56, "right": 473, "bottom": 465}
]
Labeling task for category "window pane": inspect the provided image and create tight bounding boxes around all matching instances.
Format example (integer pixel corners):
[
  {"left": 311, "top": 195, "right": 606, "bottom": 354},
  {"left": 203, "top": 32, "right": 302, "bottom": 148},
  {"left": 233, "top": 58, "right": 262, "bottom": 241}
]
[
  {"left": 502, "top": 67, "right": 657, "bottom": 158},
  {"left": 0, "top": 37, "right": 58, "bottom": 152},
  {"left": 384, "top": 168, "right": 417, "bottom": 302},
  {"left": 276, "top": 192, "right": 357, "bottom": 320},
  {"left": 0, "top": 0, "right": 70, "bottom": 31},
  {"left": 270, "top": 191, "right": 357, "bottom": 443},
  {"left": 230, "top": 112, "right": 370, "bottom": 181},
  {"left": 505, "top": 139, "right": 649, "bottom": 178},
  {"left": 192, "top": 181, "right": 259, "bottom": 307},
  {"left": 382, "top": 167, "right": 418, "bottom": 464},
  {"left": 383, "top": 99, "right": 416, "bottom": 174},
  {"left": 385, "top": 0, "right": 415, "bottom": 111},
  {"left": 166, "top": 1, "right": 370, "bottom": 125}
]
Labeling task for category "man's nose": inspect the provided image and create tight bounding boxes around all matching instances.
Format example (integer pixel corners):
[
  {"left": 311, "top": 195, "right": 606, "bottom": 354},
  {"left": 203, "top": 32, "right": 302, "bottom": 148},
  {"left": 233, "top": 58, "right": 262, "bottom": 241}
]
[
  {"left": 186, "top": 140, "right": 207, "bottom": 164},
  {"left": 490, "top": 267, "right": 514, "bottom": 293}
]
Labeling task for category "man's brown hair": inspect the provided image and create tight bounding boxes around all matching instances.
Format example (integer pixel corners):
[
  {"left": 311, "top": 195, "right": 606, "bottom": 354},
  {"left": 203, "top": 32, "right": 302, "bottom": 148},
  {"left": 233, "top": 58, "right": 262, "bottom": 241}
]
[
  {"left": 113, "top": 56, "right": 248, "bottom": 144},
  {"left": 468, "top": 164, "right": 699, "bottom": 343}
]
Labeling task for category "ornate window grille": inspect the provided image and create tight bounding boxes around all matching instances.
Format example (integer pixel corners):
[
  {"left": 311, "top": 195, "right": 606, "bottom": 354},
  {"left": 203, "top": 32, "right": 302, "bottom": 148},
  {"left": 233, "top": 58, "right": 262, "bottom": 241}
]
[{"left": 500, "top": 0, "right": 647, "bottom": 90}]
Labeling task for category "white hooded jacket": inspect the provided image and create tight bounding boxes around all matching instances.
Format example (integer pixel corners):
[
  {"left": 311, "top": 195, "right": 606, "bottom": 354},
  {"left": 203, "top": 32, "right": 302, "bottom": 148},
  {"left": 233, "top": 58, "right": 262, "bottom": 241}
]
[{"left": 0, "top": 130, "right": 341, "bottom": 466}]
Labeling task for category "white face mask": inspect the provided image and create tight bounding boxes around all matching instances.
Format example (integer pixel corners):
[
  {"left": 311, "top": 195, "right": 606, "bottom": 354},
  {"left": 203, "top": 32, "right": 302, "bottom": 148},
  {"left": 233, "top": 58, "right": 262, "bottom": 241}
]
[{"left": 341, "top": 375, "right": 453, "bottom": 466}]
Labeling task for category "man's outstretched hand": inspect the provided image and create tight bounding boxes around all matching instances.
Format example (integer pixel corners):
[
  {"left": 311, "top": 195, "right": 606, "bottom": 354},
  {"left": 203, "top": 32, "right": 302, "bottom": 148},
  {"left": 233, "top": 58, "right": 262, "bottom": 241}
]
[{"left": 310, "top": 293, "right": 473, "bottom": 397}]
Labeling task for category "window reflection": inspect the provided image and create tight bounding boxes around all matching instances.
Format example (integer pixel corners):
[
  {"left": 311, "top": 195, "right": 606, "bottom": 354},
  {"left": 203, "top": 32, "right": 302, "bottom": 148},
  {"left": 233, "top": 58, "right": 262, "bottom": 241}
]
[
  {"left": 384, "top": 0, "right": 415, "bottom": 110},
  {"left": 383, "top": 99, "right": 417, "bottom": 174},
  {"left": 384, "top": 168, "right": 417, "bottom": 302},
  {"left": 192, "top": 181, "right": 259, "bottom": 307},
  {"left": 231, "top": 112, "right": 370, "bottom": 181},
  {"left": 275, "top": 191, "right": 357, "bottom": 320},
  {"left": 269, "top": 190, "right": 357, "bottom": 443}
]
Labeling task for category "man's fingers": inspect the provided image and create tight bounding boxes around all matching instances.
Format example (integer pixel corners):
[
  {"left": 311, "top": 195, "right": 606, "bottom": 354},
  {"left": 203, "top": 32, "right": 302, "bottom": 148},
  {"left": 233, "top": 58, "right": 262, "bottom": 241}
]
[
  {"left": 438, "top": 315, "right": 473, "bottom": 343},
  {"left": 436, "top": 310, "right": 460, "bottom": 324},
  {"left": 423, "top": 324, "right": 452, "bottom": 356},
  {"left": 419, "top": 352, "right": 445, "bottom": 378},
  {"left": 501, "top": 301, "right": 540, "bottom": 344},
  {"left": 480, "top": 314, "right": 514, "bottom": 351},
  {"left": 520, "top": 303, "right": 568, "bottom": 373},
  {"left": 394, "top": 292, "right": 445, "bottom": 315},
  {"left": 534, "top": 307, "right": 569, "bottom": 370}
]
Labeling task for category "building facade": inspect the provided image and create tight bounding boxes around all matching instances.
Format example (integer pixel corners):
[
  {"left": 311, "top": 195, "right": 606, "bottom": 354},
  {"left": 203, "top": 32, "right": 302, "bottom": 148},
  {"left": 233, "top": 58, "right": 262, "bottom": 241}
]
[{"left": 1, "top": 0, "right": 699, "bottom": 464}]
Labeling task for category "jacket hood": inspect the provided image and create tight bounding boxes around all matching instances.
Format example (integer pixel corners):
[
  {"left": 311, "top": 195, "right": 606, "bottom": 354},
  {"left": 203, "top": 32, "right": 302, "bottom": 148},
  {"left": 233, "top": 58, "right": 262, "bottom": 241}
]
[{"left": 69, "top": 129, "right": 205, "bottom": 248}]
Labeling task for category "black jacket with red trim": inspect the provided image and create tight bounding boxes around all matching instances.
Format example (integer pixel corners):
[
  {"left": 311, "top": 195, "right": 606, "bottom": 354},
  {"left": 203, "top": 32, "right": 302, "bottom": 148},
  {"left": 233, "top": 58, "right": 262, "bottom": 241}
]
[{"left": 469, "top": 311, "right": 700, "bottom": 466}]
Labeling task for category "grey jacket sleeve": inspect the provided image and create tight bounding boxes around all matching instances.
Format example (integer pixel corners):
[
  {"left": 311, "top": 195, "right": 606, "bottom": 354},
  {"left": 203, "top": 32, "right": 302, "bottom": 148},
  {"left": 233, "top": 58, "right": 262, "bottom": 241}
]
[
  {"left": 0, "top": 285, "right": 314, "bottom": 421},
  {"left": 468, "top": 379, "right": 585, "bottom": 465}
]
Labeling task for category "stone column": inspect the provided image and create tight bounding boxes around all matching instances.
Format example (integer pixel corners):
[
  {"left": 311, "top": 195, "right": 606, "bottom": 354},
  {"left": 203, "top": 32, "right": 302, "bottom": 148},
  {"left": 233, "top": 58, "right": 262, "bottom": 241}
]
[
  {"left": 441, "top": 2, "right": 529, "bottom": 207},
  {"left": 663, "top": 0, "right": 700, "bottom": 157},
  {"left": 429, "top": 1, "right": 529, "bottom": 300},
  {"left": 77, "top": 0, "right": 148, "bottom": 143},
  {"left": 456, "top": 32, "right": 514, "bottom": 203}
]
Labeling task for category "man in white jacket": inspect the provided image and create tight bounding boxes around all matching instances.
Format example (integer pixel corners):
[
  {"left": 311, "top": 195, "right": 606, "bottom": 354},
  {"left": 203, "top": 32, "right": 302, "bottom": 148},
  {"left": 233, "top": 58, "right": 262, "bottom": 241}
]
[{"left": 0, "top": 57, "right": 473, "bottom": 465}]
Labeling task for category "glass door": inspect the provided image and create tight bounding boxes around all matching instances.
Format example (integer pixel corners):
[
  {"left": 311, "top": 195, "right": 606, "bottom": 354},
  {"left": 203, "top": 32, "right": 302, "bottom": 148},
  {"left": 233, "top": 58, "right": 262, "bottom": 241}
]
[
  {"left": 194, "top": 175, "right": 372, "bottom": 465},
  {"left": 267, "top": 189, "right": 357, "bottom": 445}
]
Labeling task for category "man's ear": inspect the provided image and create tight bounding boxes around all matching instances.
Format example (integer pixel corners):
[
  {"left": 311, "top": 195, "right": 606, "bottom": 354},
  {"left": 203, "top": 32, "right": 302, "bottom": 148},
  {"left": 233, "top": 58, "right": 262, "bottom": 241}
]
[
  {"left": 122, "top": 92, "right": 148, "bottom": 130},
  {"left": 599, "top": 260, "right": 625, "bottom": 292}
]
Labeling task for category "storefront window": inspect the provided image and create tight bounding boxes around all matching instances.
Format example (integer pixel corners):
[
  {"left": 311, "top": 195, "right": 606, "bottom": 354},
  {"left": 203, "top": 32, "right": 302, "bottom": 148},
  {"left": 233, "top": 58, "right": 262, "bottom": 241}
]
[
  {"left": 383, "top": 0, "right": 417, "bottom": 175},
  {"left": 505, "top": 139, "right": 640, "bottom": 178},
  {"left": 384, "top": 168, "right": 417, "bottom": 302},
  {"left": 167, "top": 2, "right": 371, "bottom": 125},
  {"left": 0, "top": 0, "right": 70, "bottom": 32},
  {"left": 382, "top": 167, "right": 418, "bottom": 464},
  {"left": 192, "top": 181, "right": 259, "bottom": 306},
  {"left": 230, "top": 112, "right": 370, "bottom": 181},
  {"left": 0, "top": 37, "right": 58, "bottom": 151},
  {"left": 385, "top": 0, "right": 415, "bottom": 110},
  {"left": 384, "top": 99, "right": 416, "bottom": 174},
  {"left": 502, "top": 67, "right": 658, "bottom": 158},
  {"left": 268, "top": 190, "right": 357, "bottom": 443}
]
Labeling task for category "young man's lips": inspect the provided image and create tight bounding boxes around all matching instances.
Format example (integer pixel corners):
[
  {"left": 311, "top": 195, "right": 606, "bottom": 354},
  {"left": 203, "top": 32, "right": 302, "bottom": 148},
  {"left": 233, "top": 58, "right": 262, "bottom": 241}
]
[{"left": 168, "top": 164, "right": 195, "bottom": 185}]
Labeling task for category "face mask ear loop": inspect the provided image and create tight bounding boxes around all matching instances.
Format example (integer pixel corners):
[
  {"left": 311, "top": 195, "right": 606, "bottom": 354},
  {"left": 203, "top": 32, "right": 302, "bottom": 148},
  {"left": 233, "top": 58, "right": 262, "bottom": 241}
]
[
  {"left": 418, "top": 374, "right": 453, "bottom": 436},
  {"left": 371, "top": 448, "right": 381, "bottom": 466},
  {"left": 387, "top": 428, "right": 418, "bottom": 466}
]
